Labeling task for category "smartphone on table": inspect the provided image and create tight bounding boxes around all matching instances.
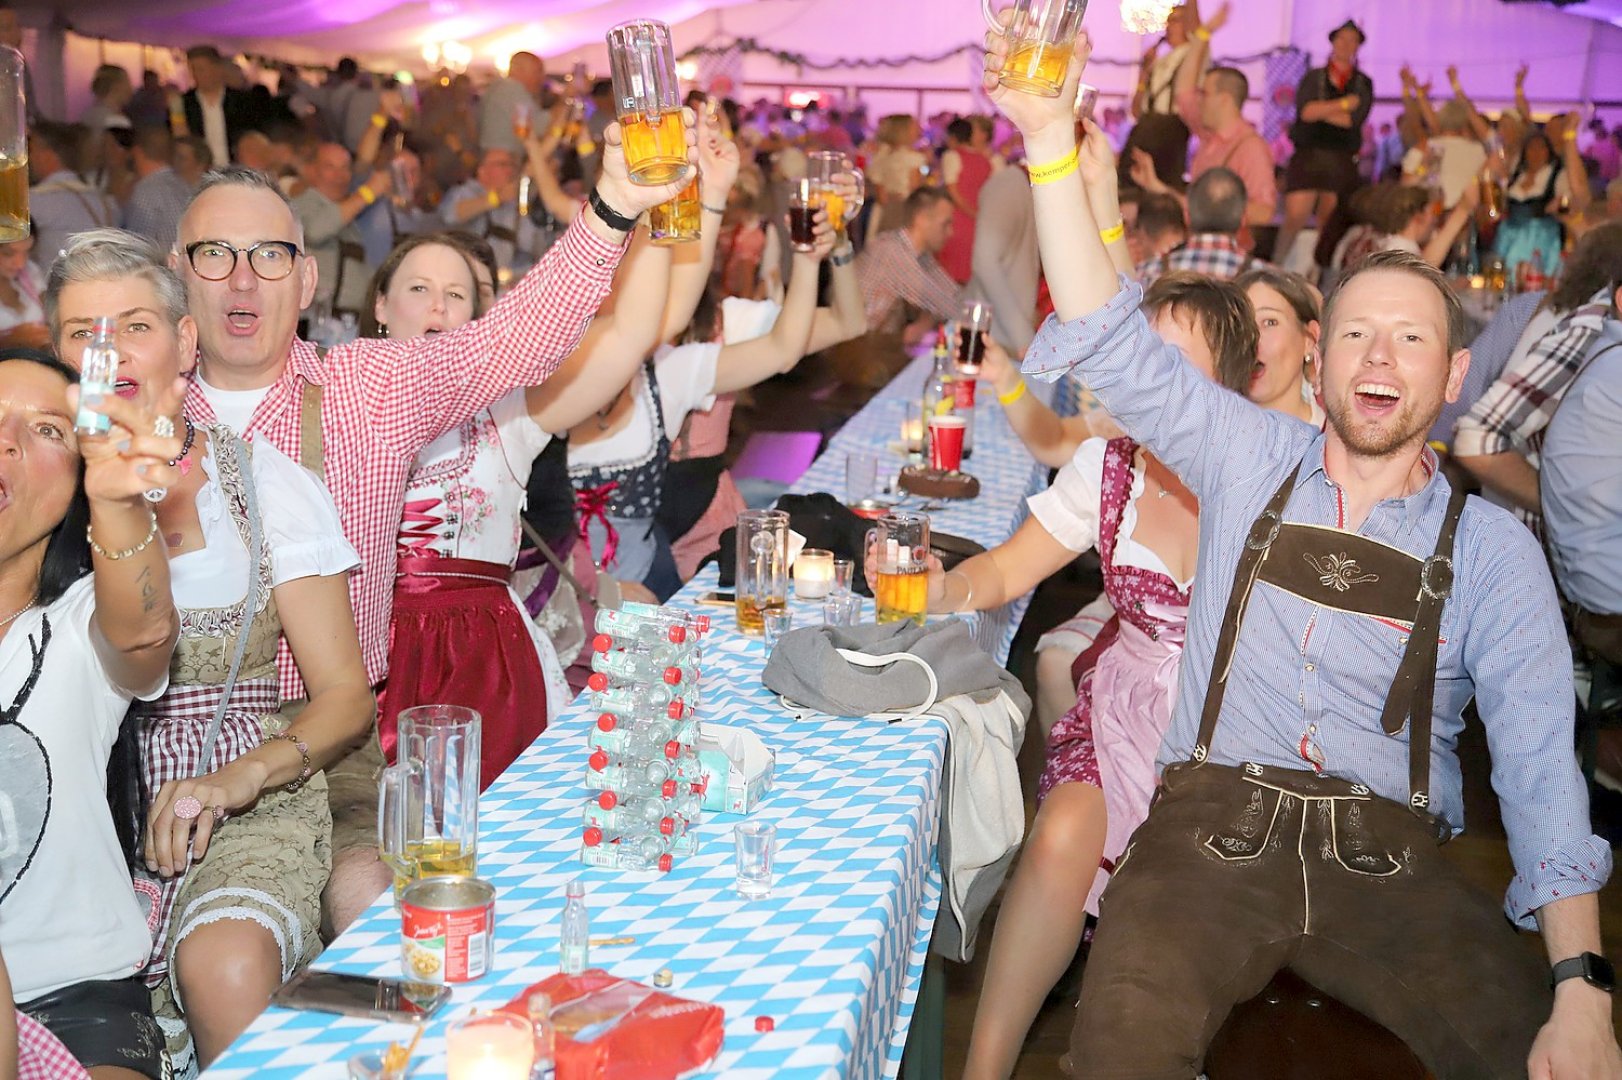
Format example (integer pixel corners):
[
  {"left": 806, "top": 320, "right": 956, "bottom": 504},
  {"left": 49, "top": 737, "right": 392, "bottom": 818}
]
[{"left": 270, "top": 968, "right": 452, "bottom": 1023}]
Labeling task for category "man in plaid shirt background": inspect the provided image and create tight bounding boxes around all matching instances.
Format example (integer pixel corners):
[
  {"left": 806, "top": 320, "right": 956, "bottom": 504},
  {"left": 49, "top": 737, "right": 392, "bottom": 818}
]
[
  {"left": 1135, "top": 167, "right": 1268, "bottom": 286},
  {"left": 174, "top": 123, "right": 696, "bottom": 932}
]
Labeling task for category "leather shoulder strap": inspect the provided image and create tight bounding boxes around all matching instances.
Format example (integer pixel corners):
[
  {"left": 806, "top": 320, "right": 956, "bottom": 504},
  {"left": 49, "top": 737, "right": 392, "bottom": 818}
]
[{"left": 300, "top": 379, "right": 325, "bottom": 481}]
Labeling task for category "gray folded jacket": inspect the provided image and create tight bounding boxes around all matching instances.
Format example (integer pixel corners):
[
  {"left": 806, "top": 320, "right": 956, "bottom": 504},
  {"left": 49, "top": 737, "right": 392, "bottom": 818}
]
[{"left": 762, "top": 617, "right": 1030, "bottom": 717}]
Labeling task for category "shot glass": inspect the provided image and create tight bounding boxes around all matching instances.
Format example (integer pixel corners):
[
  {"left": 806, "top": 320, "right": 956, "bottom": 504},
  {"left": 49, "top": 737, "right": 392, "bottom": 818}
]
[
  {"left": 734, "top": 820, "right": 776, "bottom": 899},
  {"left": 832, "top": 558, "right": 855, "bottom": 595},
  {"left": 762, "top": 609, "right": 793, "bottom": 653},
  {"left": 822, "top": 593, "right": 861, "bottom": 626}
]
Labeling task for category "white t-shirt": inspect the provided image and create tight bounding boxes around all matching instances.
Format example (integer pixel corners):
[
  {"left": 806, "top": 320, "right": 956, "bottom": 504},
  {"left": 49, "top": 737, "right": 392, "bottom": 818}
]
[
  {"left": 172, "top": 434, "right": 359, "bottom": 611},
  {"left": 0, "top": 576, "right": 168, "bottom": 1001},
  {"left": 566, "top": 344, "right": 720, "bottom": 476},
  {"left": 1401, "top": 135, "right": 1489, "bottom": 208},
  {"left": 0, "top": 261, "right": 45, "bottom": 332},
  {"left": 1026, "top": 438, "right": 1194, "bottom": 590},
  {"left": 196, "top": 375, "right": 273, "bottom": 435},
  {"left": 1507, "top": 163, "right": 1572, "bottom": 203},
  {"left": 401, "top": 390, "right": 552, "bottom": 564}
]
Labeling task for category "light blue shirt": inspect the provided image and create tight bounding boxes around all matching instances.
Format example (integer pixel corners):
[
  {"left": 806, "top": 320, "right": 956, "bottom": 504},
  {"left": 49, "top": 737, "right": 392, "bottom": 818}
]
[
  {"left": 1542, "top": 316, "right": 1622, "bottom": 615},
  {"left": 1024, "top": 279, "right": 1610, "bottom": 928}
]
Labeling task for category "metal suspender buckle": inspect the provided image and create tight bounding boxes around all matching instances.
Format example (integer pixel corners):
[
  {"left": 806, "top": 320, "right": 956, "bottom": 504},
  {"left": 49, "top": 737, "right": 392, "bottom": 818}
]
[
  {"left": 1410, "top": 791, "right": 1430, "bottom": 810},
  {"left": 1419, "top": 554, "right": 1454, "bottom": 601},
  {"left": 1245, "top": 509, "right": 1284, "bottom": 551}
]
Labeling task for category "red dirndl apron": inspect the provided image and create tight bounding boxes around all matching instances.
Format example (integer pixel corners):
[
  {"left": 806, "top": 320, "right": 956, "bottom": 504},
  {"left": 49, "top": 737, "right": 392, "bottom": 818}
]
[{"left": 380, "top": 555, "right": 551, "bottom": 790}]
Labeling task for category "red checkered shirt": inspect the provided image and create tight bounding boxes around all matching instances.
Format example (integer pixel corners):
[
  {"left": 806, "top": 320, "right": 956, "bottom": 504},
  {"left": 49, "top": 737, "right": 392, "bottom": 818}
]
[
  {"left": 16, "top": 1012, "right": 89, "bottom": 1080},
  {"left": 856, "top": 228, "right": 962, "bottom": 334},
  {"left": 185, "top": 215, "right": 628, "bottom": 699},
  {"left": 1135, "top": 233, "right": 1265, "bottom": 286}
]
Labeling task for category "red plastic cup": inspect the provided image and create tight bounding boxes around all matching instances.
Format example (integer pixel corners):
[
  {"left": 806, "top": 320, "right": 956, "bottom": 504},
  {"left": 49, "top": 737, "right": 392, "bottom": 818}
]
[{"left": 928, "top": 414, "right": 967, "bottom": 472}]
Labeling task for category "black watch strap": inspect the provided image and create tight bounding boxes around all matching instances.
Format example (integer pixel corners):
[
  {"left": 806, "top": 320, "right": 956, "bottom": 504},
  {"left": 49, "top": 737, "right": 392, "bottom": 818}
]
[
  {"left": 588, "top": 188, "right": 638, "bottom": 233},
  {"left": 1551, "top": 952, "right": 1616, "bottom": 992}
]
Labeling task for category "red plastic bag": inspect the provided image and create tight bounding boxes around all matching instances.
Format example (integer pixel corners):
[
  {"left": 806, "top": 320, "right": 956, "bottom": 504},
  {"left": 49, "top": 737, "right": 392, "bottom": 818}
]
[{"left": 499, "top": 969, "right": 725, "bottom": 1080}]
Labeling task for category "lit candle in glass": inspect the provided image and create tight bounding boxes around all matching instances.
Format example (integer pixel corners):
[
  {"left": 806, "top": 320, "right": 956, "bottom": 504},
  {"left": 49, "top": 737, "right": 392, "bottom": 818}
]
[
  {"left": 901, "top": 415, "right": 925, "bottom": 452},
  {"left": 794, "top": 548, "right": 835, "bottom": 599},
  {"left": 446, "top": 1012, "right": 534, "bottom": 1080}
]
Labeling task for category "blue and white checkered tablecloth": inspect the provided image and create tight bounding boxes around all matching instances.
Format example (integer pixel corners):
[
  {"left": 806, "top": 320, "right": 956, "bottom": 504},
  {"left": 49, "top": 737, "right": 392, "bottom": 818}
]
[{"left": 205, "top": 359, "right": 1054, "bottom": 1080}]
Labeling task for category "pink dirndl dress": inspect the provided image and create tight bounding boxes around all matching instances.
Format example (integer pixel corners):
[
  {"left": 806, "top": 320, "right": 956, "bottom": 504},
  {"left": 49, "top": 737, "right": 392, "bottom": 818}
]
[{"left": 1037, "top": 437, "right": 1191, "bottom": 916}]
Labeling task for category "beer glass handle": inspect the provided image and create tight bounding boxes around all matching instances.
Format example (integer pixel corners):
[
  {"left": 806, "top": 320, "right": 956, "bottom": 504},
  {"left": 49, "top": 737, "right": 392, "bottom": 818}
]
[
  {"left": 982, "top": 0, "right": 1006, "bottom": 32},
  {"left": 376, "top": 760, "right": 423, "bottom": 872}
]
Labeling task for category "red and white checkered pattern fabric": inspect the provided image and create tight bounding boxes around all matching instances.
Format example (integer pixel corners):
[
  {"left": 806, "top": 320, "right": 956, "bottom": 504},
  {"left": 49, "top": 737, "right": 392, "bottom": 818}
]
[
  {"left": 16, "top": 1011, "right": 90, "bottom": 1080},
  {"left": 184, "top": 216, "right": 628, "bottom": 699}
]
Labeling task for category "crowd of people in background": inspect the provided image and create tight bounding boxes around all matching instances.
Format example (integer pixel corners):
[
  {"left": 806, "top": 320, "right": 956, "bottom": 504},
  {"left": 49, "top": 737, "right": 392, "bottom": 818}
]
[{"left": 4, "top": 0, "right": 1622, "bottom": 1075}]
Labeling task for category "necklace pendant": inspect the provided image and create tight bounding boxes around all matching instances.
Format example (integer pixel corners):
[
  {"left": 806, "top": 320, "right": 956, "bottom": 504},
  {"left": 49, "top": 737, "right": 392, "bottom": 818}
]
[{"left": 143, "top": 487, "right": 169, "bottom": 504}]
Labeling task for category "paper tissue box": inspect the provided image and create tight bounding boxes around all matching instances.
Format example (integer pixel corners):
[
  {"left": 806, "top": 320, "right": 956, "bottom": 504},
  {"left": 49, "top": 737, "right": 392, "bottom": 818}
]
[{"left": 695, "top": 725, "right": 775, "bottom": 815}]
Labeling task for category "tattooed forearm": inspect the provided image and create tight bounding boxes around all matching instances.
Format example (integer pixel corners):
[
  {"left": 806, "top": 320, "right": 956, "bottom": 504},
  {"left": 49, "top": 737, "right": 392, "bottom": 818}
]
[{"left": 136, "top": 564, "right": 159, "bottom": 615}]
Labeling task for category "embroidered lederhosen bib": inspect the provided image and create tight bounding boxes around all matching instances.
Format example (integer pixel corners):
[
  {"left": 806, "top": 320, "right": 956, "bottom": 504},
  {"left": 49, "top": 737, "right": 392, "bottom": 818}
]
[{"left": 1191, "top": 457, "right": 1469, "bottom": 835}]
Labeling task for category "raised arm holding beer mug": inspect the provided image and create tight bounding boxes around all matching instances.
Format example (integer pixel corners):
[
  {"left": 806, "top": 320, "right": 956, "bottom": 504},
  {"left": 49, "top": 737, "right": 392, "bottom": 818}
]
[{"left": 983, "top": 17, "right": 1622, "bottom": 1080}]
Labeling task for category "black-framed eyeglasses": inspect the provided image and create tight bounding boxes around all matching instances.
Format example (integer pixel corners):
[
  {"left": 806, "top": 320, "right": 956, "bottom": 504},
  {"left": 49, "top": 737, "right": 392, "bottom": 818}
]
[{"left": 184, "top": 240, "right": 303, "bottom": 282}]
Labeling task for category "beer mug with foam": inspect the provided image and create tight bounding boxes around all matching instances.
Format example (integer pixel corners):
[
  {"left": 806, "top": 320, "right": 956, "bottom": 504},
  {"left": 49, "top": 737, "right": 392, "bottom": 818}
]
[{"left": 983, "top": 0, "right": 1088, "bottom": 98}]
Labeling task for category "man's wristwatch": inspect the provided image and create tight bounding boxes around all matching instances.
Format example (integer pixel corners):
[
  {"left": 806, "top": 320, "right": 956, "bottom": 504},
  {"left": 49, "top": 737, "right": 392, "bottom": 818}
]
[
  {"left": 588, "top": 188, "right": 638, "bottom": 233},
  {"left": 829, "top": 246, "right": 855, "bottom": 268},
  {"left": 1551, "top": 952, "right": 1616, "bottom": 993}
]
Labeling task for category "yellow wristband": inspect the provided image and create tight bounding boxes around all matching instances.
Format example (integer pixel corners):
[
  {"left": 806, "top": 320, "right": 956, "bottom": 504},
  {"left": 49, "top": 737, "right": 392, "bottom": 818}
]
[
  {"left": 1099, "top": 222, "right": 1126, "bottom": 244},
  {"left": 358, "top": 184, "right": 377, "bottom": 205},
  {"left": 1028, "top": 148, "right": 1079, "bottom": 186},
  {"left": 371, "top": 112, "right": 387, "bottom": 129},
  {"left": 998, "top": 379, "right": 1028, "bottom": 406},
  {"left": 1194, "top": 26, "right": 1211, "bottom": 42},
  {"left": 487, "top": 189, "right": 502, "bottom": 209}
]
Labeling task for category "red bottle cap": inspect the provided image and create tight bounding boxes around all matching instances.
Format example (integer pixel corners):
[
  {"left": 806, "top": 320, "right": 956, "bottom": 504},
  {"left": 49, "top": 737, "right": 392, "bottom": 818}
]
[
  {"left": 662, "top": 666, "right": 682, "bottom": 685},
  {"left": 665, "top": 701, "right": 685, "bottom": 720},
  {"left": 754, "top": 1016, "right": 774, "bottom": 1032},
  {"left": 583, "top": 827, "right": 602, "bottom": 846},
  {"left": 598, "top": 790, "right": 617, "bottom": 810},
  {"left": 659, "top": 817, "right": 674, "bottom": 835},
  {"left": 664, "top": 740, "right": 680, "bottom": 759},
  {"left": 662, "top": 779, "right": 678, "bottom": 798},
  {"left": 693, "top": 614, "right": 710, "bottom": 633},
  {"left": 592, "top": 633, "right": 613, "bottom": 654},
  {"left": 658, "top": 854, "right": 673, "bottom": 872},
  {"left": 692, "top": 777, "right": 708, "bottom": 795},
  {"left": 589, "top": 749, "right": 609, "bottom": 771},
  {"left": 587, "top": 672, "right": 608, "bottom": 692},
  {"left": 668, "top": 625, "right": 687, "bottom": 644},
  {"left": 597, "top": 713, "right": 617, "bottom": 732}
]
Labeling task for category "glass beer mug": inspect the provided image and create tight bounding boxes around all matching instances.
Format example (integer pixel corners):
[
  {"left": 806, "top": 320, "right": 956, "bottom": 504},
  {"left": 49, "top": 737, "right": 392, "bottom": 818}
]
[
  {"left": 807, "top": 151, "right": 864, "bottom": 237},
  {"left": 872, "top": 511, "right": 931, "bottom": 626},
  {"left": 379, "top": 704, "right": 481, "bottom": 900},
  {"left": 735, "top": 509, "right": 789, "bottom": 636},
  {"left": 648, "top": 173, "right": 702, "bottom": 244},
  {"left": 0, "top": 46, "right": 27, "bottom": 242},
  {"left": 983, "top": 0, "right": 1089, "bottom": 98},
  {"left": 606, "top": 19, "right": 692, "bottom": 186}
]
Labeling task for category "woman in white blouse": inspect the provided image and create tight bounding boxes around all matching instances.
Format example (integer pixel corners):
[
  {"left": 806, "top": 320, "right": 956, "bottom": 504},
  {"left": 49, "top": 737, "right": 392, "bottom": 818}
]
[
  {"left": 0, "top": 345, "right": 182, "bottom": 1080},
  {"left": 48, "top": 231, "right": 374, "bottom": 1073},
  {"left": 0, "top": 233, "right": 49, "bottom": 350}
]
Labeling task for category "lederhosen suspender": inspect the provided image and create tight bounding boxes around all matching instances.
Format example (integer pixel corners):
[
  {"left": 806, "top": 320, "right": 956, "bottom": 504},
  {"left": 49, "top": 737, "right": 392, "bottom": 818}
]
[{"left": 1194, "top": 458, "right": 1469, "bottom": 819}]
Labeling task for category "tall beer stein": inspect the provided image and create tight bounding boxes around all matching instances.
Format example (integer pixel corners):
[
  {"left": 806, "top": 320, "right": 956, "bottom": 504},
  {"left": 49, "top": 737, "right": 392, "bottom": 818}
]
[
  {"left": 379, "top": 705, "right": 481, "bottom": 900},
  {"left": 983, "top": 0, "right": 1088, "bottom": 98},
  {"left": 807, "top": 151, "right": 865, "bottom": 238},
  {"left": 606, "top": 19, "right": 692, "bottom": 186},
  {"left": 872, "top": 511, "right": 931, "bottom": 626},
  {"left": 0, "top": 46, "right": 28, "bottom": 242}
]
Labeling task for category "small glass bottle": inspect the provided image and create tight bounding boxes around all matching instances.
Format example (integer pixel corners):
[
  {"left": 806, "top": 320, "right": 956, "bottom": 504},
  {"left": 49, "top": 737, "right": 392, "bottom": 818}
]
[
  {"left": 560, "top": 880, "right": 589, "bottom": 975},
  {"left": 74, "top": 317, "right": 118, "bottom": 436},
  {"left": 527, "top": 992, "right": 556, "bottom": 1080},
  {"left": 920, "top": 336, "right": 956, "bottom": 466}
]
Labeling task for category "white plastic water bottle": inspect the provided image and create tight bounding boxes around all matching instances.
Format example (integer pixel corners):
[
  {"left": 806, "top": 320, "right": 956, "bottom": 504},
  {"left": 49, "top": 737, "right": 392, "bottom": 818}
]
[
  {"left": 74, "top": 316, "right": 118, "bottom": 436},
  {"left": 560, "top": 880, "right": 588, "bottom": 975}
]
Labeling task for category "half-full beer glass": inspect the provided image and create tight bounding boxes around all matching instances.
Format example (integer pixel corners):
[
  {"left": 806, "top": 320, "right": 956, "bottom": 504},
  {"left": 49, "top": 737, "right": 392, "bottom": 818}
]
[
  {"left": 0, "top": 47, "right": 27, "bottom": 242},
  {"left": 873, "top": 511, "right": 931, "bottom": 626},
  {"left": 735, "top": 509, "right": 789, "bottom": 635},
  {"left": 807, "top": 151, "right": 864, "bottom": 237},
  {"left": 379, "top": 705, "right": 481, "bottom": 900},
  {"left": 648, "top": 174, "right": 701, "bottom": 244},
  {"left": 607, "top": 19, "right": 692, "bottom": 186},
  {"left": 984, "top": 0, "right": 1088, "bottom": 98}
]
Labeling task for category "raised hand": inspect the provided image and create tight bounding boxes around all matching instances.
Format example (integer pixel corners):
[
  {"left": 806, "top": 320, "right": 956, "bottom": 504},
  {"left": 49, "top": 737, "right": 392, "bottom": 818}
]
[
  {"left": 595, "top": 106, "right": 701, "bottom": 219},
  {"left": 983, "top": 16, "right": 1093, "bottom": 148},
  {"left": 697, "top": 105, "right": 742, "bottom": 208},
  {"left": 1515, "top": 63, "right": 1529, "bottom": 87},
  {"left": 1204, "top": 2, "right": 1230, "bottom": 35},
  {"left": 71, "top": 377, "right": 187, "bottom": 507},
  {"left": 1128, "top": 146, "right": 1164, "bottom": 194},
  {"left": 809, "top": 207, "right": 838, "bottom": 260}
]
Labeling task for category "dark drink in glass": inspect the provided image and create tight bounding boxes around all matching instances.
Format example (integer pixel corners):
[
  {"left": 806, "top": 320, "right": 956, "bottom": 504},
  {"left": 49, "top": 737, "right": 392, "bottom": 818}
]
[
  {"left": 956, "top": 325, "right": 985, "bottom": 372},
  {"left": 788, "top": 180, "right": 818, "bottom": 252}
]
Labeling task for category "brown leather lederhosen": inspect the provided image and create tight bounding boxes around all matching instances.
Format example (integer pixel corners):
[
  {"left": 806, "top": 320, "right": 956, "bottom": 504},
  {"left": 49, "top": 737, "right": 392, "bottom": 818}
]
[
  {"left": 1070, "top": 457, "right": 1552, "bottom": 1078},
  {"left": 1185, "top": 458, "right": 1466, "bottom": 825}
]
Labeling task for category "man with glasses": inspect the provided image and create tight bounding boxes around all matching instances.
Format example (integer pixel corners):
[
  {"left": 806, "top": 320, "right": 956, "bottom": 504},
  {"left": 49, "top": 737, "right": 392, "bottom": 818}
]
[{"left": 172, "top": 125, "right": 695, "bottom": 933}]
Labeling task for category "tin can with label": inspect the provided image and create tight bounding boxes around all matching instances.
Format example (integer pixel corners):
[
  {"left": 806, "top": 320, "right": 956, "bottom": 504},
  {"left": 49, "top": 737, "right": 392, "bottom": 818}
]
[{"left": 400, "top": 875, "right": 496, "bottom": 984}]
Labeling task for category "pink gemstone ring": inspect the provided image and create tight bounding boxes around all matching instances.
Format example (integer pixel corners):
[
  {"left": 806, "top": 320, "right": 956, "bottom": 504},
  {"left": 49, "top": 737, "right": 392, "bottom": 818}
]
[{"left": 173, "top": 795, "right": 204, "bottom": 820}]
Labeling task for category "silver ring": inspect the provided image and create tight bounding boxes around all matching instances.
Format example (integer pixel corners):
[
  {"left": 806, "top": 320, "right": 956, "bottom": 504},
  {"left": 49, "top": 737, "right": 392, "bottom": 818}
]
[
  {"left": 153, "top": 416, "right": 175, "bottom": 439},
  {"left": 143, "top": 487, "right": 168, "bottom": 503}
]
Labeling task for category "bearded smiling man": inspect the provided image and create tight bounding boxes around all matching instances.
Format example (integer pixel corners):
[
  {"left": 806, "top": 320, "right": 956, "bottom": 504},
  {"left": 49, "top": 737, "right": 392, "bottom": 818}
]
[{"left": 988, "top": 27, "right": 1621, "bottom": 1078}]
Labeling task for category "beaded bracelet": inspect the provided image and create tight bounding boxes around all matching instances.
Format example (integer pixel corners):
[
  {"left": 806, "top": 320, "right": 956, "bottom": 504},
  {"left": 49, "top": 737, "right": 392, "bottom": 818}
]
[
  {"left": 266, "top": 731, "right": 313, "bottom": 793},
  {"left": 87, "top": 510, "right": 158, "bottom": 561}
]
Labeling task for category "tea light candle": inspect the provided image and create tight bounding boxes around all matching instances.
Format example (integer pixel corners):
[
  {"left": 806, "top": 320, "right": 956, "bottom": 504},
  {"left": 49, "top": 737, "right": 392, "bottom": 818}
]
[
  {"left": 794, "top": 548, "right": 835, "bottom": 599},
  {"left": 446, "top": 1012, "right": 534, "bottom": 1080},
  {"left": 900, "top": 415, "right": 925, "bottom": 451}
]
